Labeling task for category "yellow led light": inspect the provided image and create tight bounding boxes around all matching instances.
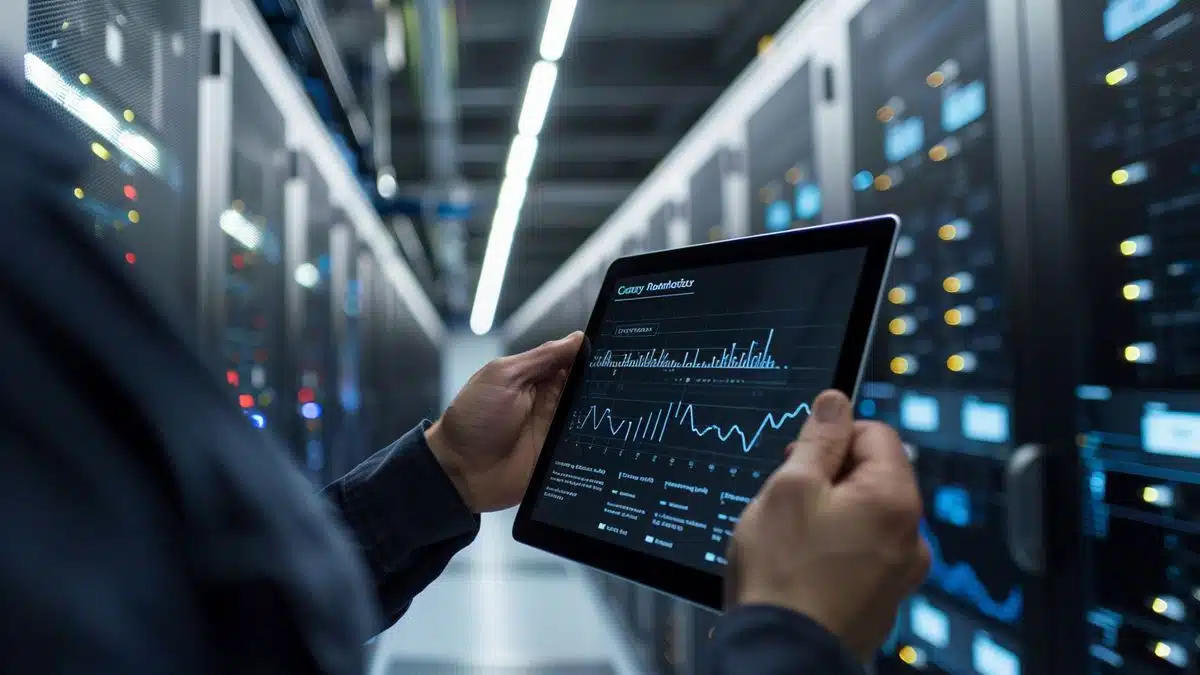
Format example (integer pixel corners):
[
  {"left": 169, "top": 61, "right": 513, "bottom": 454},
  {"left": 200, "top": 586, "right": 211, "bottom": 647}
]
[
  {"left": 258, "top": 391, "right": 273, "bottom": 406},
  {"left": 1151, "top": 597, "right": 1169, "bottom": 614},
  {"left": 127, "top": 210, "right": 140, "bottom": 224},
  {"left": 929, "top": 145, "right": 948, "bottom": 162},
  {"left": 123, "top": 109, "right": 135, "bottom": 123},
  {"left": 1105, "top": 67, "right": 1128, "bottom": 86},
  {"left": 927, "top": 71, "right": 946, "bottom": 87},
  {"left": 1153, "top": 641, "right": 1171, "bottom": 659},
  {"left": 1142, "top": 486, "right": 1159, "bottom": 503},
  {"left": 1124, "top": 345, "right": 1142, "bottom": 362},
  {"left": 1112, "top": 169, "right": 1130, "bottom": 185},
  {"left": 79, "top": 72, "right": 91, "bottom": 85},
  {"left": 890, "top": 357, "right": 911, "bottom": 375},
  {"left": 888, "top": 318, "right": 907, "bottom": 335},
  {"left": 888, "top": 287, "right": 907, "bottom": 304},
  {"left": 945, "top": 308, "right": 963, "bottom": 325},
  {"left": 1122, "top": 283, "right": 1142, "bottom": 300},
  {"left": 874, "top": 174, "right": 893, "bottom": 191},
  {"left": 73, "top": 187, "right": 85, "bottom": 199},
  {"left": 938, "top": 224, "right": 957, "bottom": 240},
  {"left": 899, "top": 646, "right": 919, "bottom": 665},
  {"left": 943, "top": 276, "right": 963, "bottom": 293},
  {"left": 876, "top": 106, "right": 895, "bottom": 123},
  {"left": 91, "top": 142, "right": 110, "bottom": 160},
  {"left": 1119, "top": 239, "right": 1138, "bottom": 256},
  {"left": 947, "top": 354, "right": 966, "bottom": 372}
]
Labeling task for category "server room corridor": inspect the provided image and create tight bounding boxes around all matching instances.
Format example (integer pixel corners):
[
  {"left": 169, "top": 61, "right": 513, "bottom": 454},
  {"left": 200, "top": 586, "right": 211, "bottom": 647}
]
[
  {"left": 368, "top": 508, "right": 646, "bottom": 675},
  {"left": 364, "top": 335, "right": 646, "bottom": 675}
]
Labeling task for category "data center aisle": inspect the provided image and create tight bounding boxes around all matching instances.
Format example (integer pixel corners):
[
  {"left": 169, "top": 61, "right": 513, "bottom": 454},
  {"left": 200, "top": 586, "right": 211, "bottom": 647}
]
[{"left": 367, "top": 508, "right": 648, "bottom": 675}]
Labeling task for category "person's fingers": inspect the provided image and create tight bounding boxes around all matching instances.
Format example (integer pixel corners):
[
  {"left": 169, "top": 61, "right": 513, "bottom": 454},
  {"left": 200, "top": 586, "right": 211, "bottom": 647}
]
[
  {"left": 841, "top": 421, "right": 911, "bottom": 481},
  {"left": 781, "top": 390, "right": 854, "bottom": 479},
  {"left": 508, "top": 332, "right": 584, "bottom": 382}
]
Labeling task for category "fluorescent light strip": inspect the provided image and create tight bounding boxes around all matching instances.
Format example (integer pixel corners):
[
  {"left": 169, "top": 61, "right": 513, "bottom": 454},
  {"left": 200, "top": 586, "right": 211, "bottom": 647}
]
[
  {"left": 504, "top": 134, "right": 538, "bottom": 180},
  {"left": 469, "top": 0, "right": 578, "bottom": 335},
  {"left": 539, "top": 0, "right": 578, "bottom": 61},
  {"left": 24, "top": 53, "right": 163, "bottom": 176},
  {"left": 517, "top": 60, "right": 559, "bottom": 136}
]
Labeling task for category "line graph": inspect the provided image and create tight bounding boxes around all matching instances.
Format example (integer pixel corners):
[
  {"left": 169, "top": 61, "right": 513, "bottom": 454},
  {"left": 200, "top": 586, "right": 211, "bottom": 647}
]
[
  {"left": 920, "top": 520, "right": 1023, "bottom": 624},
  {"left": 590, "top": 329, "right": 781, "bottom": 370},
  {"left": 570, "top": 396, "right": 810, "bottom": 454}
]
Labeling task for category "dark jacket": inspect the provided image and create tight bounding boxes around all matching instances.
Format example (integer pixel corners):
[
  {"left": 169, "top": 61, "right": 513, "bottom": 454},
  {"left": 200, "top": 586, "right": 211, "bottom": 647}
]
[{"left": 0, "top": 75, "right": 861, "bottom": 675}]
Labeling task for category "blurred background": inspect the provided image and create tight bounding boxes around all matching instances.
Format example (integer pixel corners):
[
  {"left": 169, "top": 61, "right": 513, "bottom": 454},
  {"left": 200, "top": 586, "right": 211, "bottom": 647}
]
[{"left": 8, "top": 0, "right": 1198, "bottom": 674}]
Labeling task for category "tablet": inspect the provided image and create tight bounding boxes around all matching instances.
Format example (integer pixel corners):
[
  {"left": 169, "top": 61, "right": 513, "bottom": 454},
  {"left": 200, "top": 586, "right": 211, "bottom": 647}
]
[{"left": 512, "top": 214, "right": 900, "bottom": 610}]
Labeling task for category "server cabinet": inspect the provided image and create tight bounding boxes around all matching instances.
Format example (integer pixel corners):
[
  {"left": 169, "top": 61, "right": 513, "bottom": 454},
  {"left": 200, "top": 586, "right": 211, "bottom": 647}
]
[
  {"left": 358, "top": 250, "right": 388, "bottom": 453},
  {"left": 25, "top": 0, "right": 202, "bottom": 328},
  {"left": 287, "top": 153, "right": 337, "bottom": 485},
  {"left": 330, "top": 225, "right": 366, "bottom": 476},
  {"left": 688, "top": 151, "right": 731, "bottom": 244},
  {"left": 846, "top": 0, "right": 1037, "bottom": 673},
  {"left": 1025, "top": 1, "right": 1200, "bottom": 674},
  {"left": 747, "top": 62, "right": 822, "bottom": 234},
  {"left": 203, "top": 41, "right": 290, "bottom": 435}
]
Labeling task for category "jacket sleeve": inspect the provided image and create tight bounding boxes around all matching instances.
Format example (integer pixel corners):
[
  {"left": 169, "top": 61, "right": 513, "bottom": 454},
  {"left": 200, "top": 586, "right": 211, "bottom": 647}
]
[
  {"left": 321, "top": 422, "right": 481, "bottom": 627},
  {"left": 703, "top": 605, "right": 867, "bottom": 675}
]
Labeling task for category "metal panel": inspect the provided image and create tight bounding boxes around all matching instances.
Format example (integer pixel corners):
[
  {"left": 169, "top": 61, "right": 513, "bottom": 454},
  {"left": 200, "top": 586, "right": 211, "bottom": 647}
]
[
  {"left": 845, "top": 0, "right": 1039, "bottom": 673},
  {"left": 25, "top": 0, "right": 202, "bottom": 329}
]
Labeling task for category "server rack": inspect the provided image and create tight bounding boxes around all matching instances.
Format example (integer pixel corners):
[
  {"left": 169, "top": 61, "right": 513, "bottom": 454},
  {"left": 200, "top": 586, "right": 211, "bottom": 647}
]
[{"left": 25, "top": 0, "right": 203, "bottom": 330}]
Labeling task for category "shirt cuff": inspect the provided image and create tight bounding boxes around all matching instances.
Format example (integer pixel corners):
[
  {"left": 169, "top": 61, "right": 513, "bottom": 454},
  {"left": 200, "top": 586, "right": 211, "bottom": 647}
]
[
  {"left": 330, "top": 421, "right": 481, "bottom": 578},
  {"left": 707, "top": 605, "right": 865, "bottom": 675}
]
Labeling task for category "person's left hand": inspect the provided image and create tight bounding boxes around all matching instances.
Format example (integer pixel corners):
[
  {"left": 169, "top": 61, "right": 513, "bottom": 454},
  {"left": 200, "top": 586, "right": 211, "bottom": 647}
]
[{"left": 425, "top": 332, "right": 585, "bottom": 513}]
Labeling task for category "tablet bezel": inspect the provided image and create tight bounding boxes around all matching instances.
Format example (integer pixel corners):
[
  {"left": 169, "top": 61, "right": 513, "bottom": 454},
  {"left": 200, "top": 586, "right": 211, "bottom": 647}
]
[{"left": 512, "top": 214, "right": 900, "bottom": 610}]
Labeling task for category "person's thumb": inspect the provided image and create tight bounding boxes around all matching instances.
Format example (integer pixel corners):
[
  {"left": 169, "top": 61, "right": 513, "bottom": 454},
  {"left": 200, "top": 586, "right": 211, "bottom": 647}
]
[
  {"left": 510, "top": 332, "right": 584, "bottom": 382},
  {"left": 782, "top": 390, "right": 855, "bottom": 479}
]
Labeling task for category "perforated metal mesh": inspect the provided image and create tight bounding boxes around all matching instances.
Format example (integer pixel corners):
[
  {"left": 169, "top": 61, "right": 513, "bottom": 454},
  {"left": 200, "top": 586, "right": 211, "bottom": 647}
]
[{"left": 25, "top": 0, "right": 202, "bottom": 310}]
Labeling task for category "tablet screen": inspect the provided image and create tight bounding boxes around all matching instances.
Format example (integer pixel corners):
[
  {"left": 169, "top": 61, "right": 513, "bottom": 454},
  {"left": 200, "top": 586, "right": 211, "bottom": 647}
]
[{"left": 530, "top": 245, "right": 870, "bottom": 574}]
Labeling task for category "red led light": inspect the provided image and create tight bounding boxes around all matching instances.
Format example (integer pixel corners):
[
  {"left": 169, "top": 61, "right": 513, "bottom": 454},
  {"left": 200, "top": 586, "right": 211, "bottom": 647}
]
[
  {"left": 123, "top": 185, "right": 137, "bottom": 200},
  {"left": 298, "top": 387, "right": 315, "bottom": 403},
  {"left": 232, "top": 253, "right": 245, "bottom": 269},
  {"left": 226, "top": 370, "right": 239, "bottom": 386},
  {"left": 124, "top": 252, "right": 136, "bottom": 264},
  {"left": 238, "top": 394, "right": 254, "bottom": 408}
]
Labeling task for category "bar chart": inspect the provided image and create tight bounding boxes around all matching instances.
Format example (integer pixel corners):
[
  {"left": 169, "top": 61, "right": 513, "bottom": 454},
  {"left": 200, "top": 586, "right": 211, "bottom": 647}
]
[{"left": 589, "top": 329, "right": 782, "bottom": 370}]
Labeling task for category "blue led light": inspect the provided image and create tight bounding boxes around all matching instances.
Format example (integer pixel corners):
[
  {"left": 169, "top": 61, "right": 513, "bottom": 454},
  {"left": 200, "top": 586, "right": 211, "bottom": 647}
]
[
  {"left": 852, "top": 170, "right": 874, "bottom": 192},
  {"left": 248, "top": 412, "right": 266, "bottom": 428},
  {"left": 858, "top": 398, "right": 877, "bottom": 418},
  {"left": 766, "top": 200, "right": 791, "bottom": 231},
  {"left": 301, "top": 402, "right": 322, "bottom": 419},
  {"left": 795, "top": 184, "right": 822, "bottom": 220}
]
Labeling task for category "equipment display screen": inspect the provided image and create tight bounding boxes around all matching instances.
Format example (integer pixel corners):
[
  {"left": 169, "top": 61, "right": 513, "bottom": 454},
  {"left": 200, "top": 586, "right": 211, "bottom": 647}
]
[
  {"left": 530, "top": 247, "right": 866, "bottom": 573},
  {"left": 748, "top": 63, "right": 821, "bottom": 234},
  {"left": 1063, "top": 1, "right": 1200, "bottom": 672},
  {"left": 848, "top": 1, "right": 1022, "bottom": 673}
]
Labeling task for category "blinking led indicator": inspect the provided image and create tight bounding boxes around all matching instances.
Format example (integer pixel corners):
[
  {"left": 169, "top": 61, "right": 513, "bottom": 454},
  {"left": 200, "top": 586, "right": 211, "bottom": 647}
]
[
  {"left": 874, "top": 174, "right": 893, "bottom": 191},
  {"left": 926, "top": 70, "right": 946, "bottom": 87},
  {"left": 127, "top": 210, "right": 140, "bottom": 224},
  {"left": 238, "top": 394, "right": 254, "bottom": 408},
  {"left": 876, "top": 105, "right": 895, "bottom": 123},
  {"left": 226, "top": 370, "right": 239, "bottom": 387},
  {"left": 1112, "top": 169, "right": 1129, "bottom": 184},
  {"left": 123, "top": 109, "right": 135, "bottom": 122},
  {"left": 79, "top": 72, "right": 91, "bottom": 85},
  {"left": 91, "top": 142, "right": 111, "bottom": 160},
  {"left": 73, "top": 187, "right": 85, "bottom": 199},
  {"left": 890, "top": 356, "right": 915, "bottom": 375},
  {"left": 928, "top": 144, "right": 948, "bottom": 162},
  {"left": 124, "top": 185, "right": 137, "bottom": 200},
  {"left": 1105, "top": 66, "right": 1130, "bottom": 86},
  {"left": 899, "top": 646, "right": 919, "bottom": 665},
  {"left": 945, "top": 308, "right": 963, "bottom": 325},
  {"left": 124, "top": 252, "right": 136, "bottom": 264}
]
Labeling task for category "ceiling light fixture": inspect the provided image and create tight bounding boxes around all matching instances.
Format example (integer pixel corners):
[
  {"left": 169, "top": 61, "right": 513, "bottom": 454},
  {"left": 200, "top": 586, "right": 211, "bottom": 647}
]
[{"left": 469, "top": 0, "right": 578, "bottom": 335}]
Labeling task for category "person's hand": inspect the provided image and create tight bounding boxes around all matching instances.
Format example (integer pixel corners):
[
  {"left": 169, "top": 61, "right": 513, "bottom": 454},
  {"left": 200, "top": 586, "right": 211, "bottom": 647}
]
[
  {"left": 425, "top": 332, "right": 584, "bottom": 513},
  {"left": 725, "top": 389, "right": 930, "bottom": 661}
]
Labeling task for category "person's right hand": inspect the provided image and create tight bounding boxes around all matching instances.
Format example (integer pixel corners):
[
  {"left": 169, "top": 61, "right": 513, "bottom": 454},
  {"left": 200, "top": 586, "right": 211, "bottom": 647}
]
[{"left": 725, "top": 389, "right": 930, "bottom": 661}]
